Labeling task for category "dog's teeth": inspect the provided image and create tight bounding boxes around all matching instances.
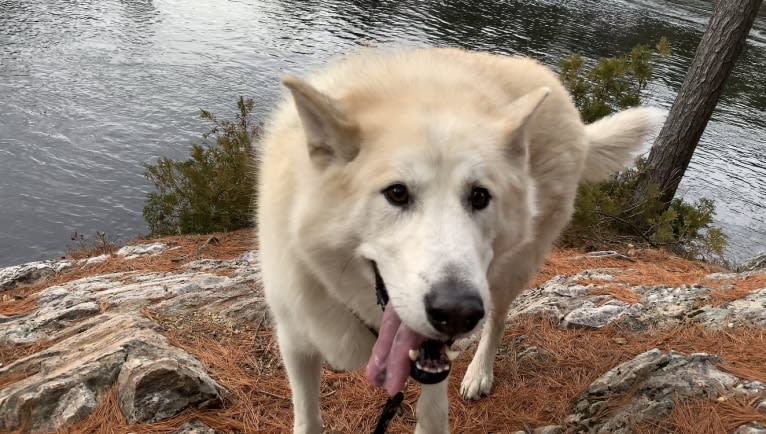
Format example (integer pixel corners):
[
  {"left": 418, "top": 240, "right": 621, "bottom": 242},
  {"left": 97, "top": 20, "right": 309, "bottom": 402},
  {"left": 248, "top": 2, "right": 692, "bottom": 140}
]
[
  {"left": 415, "top": 361, "right": 423, "bottom": 370},
  {"left": 446, "top": 349, "right": 460, "bottom": 361},
  {"left": 408, "top": 349, "right": 419, "bottom": 361}
]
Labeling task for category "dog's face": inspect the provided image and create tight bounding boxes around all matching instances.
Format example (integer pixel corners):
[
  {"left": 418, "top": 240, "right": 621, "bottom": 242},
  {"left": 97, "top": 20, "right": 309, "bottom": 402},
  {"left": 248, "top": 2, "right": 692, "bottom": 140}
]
[{"left": 284, "top": 77, "right": 548, "bottom": 340}]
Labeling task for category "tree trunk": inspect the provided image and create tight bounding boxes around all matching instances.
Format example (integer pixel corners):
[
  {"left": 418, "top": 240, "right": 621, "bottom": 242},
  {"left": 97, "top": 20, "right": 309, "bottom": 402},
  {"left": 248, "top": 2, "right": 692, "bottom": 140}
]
[{"left": 642, "top": 0, "right": 762, "bottom": 205}]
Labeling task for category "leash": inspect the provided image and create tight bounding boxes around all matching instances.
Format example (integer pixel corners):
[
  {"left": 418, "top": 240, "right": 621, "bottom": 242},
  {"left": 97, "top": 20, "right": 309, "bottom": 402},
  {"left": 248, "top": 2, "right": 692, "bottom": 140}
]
[
  {"left": 373, "top": 391, "right": 404, "bottom": 434},
  {"left": 371, "top": 262, "right": 404, "bottom": 434}
]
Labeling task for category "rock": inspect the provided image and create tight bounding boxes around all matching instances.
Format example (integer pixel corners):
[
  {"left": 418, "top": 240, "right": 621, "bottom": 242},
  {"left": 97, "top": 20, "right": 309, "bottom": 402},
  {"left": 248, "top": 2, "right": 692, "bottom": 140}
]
[
  {"left": 118, "top": 355, "right": 222, "bottom": 423},
  {"left": 505, "top": 268, "right": 764, "bottom": 331},
  {"left": 571, "top": 349, "right": 741, "bottom": 433},
  {"left": 508, "top": 272, "right": 643, "bottom": 329},
  {"left": 174, "top": 419, "right": 216, "bottom": 434},
  {"left": 757, "top": 398, "right": 766, "bottom": 413},
  {"left": 735, "top": 422, "right": 766, "bottom": 434},
  {"left": 511, "top": 426, "right": 564, "bottom": 434},
  {"left": 0, "top": 264, "right": 263, "bottom": 345},
  {"left": 578, "top": 251, "right": 634, "bottom": 261},
  {"left": 699, "top": 288, "right": 766, "bottom": 327},
  {"left": 0, "top": 249, "right": 264, "bottom": 432},
  {"left": 52, "top": 384, "right": 97, "bottom": 429},
  {"left": 0, "top": 313, "right": 224, "bottom": 432},
  {"left": 740, "top": 252, "right": 766, "bottom": 272},
  {"left": 117, "top": 243, "right": 168, "bottom": 258},
  {"left": 563, "top": 300, "right": 639, "bottom": 328},
  {"left": 732, "top": 380, "right": 766, "bottom": 397},
  {"left": 0, "top": 260, "right": 71, "bottom": 291},
  {"left": 516, "top": 346, "right": 552, "bottom": 364},
  {"left": 82, "top": 254, "right": 109, "bottom": 266},
  {"left": 534, "top": 425, "right": 563, "bottom": 434}
]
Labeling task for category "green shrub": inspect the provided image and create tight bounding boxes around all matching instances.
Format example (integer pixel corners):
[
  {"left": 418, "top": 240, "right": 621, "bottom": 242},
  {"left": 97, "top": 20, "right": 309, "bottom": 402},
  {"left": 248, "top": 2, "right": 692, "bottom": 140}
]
[
  {"left": 560, "top": 38, "right": 727, "bottom": 259},
  {"left": 143, "top": 97, "right": 259, "bottom": 236}
]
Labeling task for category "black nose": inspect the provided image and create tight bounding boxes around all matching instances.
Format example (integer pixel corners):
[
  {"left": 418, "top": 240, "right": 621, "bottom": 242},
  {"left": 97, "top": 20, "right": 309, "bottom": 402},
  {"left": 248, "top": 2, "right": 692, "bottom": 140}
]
[{"left": 425, "top": 289, "right": 484, "bottom": 337}]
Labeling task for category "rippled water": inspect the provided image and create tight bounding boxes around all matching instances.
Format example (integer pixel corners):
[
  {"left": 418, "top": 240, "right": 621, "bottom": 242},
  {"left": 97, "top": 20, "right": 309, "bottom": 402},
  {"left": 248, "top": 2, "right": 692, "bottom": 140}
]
[{"left": 1, "top": 0, "right": 764, "bottom": 267}]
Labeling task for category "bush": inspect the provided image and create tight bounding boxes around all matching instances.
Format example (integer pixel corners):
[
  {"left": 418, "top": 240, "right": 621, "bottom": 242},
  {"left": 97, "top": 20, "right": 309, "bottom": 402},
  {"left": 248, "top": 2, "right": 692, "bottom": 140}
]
[
  {"left": 66, "top": 230, "right": 119, "bottom": 259},
  {"left": 560, "top": 38, "right": 727, "bottom": 259},
  {"left": 143, "top": 97, "right": 259, "bottom": 236}
]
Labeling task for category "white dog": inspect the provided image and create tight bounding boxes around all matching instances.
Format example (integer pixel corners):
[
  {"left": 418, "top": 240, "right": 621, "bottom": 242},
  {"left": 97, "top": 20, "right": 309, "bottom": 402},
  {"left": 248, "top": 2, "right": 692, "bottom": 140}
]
[{"left": 257, "top": 47, "right": 661, "bottom": 434}]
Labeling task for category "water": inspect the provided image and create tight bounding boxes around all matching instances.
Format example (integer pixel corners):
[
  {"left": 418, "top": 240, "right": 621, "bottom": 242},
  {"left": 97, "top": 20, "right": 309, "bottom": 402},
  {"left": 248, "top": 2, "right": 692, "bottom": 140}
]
[{"left": 1, "top": 0, "right": 764, "bottom": 267}]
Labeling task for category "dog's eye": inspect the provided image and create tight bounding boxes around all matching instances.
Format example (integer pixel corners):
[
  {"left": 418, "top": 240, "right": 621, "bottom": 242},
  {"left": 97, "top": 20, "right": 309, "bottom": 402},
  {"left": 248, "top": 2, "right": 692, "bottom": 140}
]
[
  {"left": 470, "top": 187, "right": 491, "bottom": 211},
  {"left": 383, "top": 184, "right": 410, "bottom": 206}
]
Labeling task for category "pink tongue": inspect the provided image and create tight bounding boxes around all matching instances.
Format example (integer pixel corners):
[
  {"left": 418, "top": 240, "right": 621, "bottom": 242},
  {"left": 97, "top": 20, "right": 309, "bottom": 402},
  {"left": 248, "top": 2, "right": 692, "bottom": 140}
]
[{"left": 365, "top": 302, "right": 425, "bottom": 396}]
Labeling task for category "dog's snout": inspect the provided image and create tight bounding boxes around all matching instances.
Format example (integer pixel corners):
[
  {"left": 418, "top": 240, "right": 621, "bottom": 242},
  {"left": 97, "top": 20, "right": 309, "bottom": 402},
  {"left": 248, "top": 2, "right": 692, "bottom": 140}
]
[{"left": 424, "top": 287, "right": 484, "bottom": 337}]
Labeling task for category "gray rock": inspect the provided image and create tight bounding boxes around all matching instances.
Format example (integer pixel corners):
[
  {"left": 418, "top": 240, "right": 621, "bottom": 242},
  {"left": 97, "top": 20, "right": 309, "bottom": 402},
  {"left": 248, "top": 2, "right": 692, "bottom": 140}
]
[
  {"left": 507, "top": 272, "right": 642, "bottom": 328},
  {"left": 508, "top": 268, "right": 766, "bottom": 331},
  {"left": 699, "top": 288, "right": 766, "bottom": 327},
  {"left": 82, "top": 254, "right": 109, "bottom": 266},
  {"left": 735, "top": 422, "right": 766, "bottom": 434},
  {"left": 740, "top": 252, "right": 766, "bottom": 272},
  {"left": 571, "top": 349, "right": 741, "bottom": 433},
  {"left": 174, "top": 419, "right": 216, "bottom": 434},
  {"left": 0, "top": 313, "right": 224, "bottom": 432},
  {"left": 578, "top": 251, "right": 634, "bottom": 261},
  {"left": 534, "top": 425, "right": 563, "bottom": 434},
  {"left": 757, "top": 398, "right": 766, "bottom": 414},
  {"left": 732, "top": 380, "right": 766, "bottom": 397},
  {"left": 117, "top": 243, "right": 168, "bottom": 258},
  {"left": 118, "top": 354, "right": 222, "bottom": 423},
  {"left": 52, "top": 384, "right": 97, "bottom": 429},
  {"left": 509, "top": 428, "right": 563, "bottom": 434},
  {"left": 563, "top": 300, "right": 639, "bottom": 328},
  {"left": 0, "top": 265, "right": 263, "bottom": 345},
  {"left": 0, "top": 260, "right": 71, "bottom": 291}
]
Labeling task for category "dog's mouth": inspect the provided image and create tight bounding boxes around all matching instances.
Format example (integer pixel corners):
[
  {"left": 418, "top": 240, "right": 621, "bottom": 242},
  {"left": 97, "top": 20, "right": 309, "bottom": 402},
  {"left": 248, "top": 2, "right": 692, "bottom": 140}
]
[
  {"left": 365, "top": 302, "right": 458, "bottom": 396},
  {"left": 365, "top": 261, "right": 459, "bottom": 396}
]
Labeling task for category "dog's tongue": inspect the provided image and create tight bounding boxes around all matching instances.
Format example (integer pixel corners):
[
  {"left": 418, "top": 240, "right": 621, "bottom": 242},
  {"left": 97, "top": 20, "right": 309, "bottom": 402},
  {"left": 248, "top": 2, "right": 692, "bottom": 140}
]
[{"left": 365, "top": 302, "right": 425, "bottom": 396}]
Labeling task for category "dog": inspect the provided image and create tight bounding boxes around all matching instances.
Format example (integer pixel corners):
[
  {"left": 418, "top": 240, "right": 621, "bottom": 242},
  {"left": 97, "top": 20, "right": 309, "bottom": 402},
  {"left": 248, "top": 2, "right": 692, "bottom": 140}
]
[{"left": 257, "top": 47, "right": 662, "bottom": 433}]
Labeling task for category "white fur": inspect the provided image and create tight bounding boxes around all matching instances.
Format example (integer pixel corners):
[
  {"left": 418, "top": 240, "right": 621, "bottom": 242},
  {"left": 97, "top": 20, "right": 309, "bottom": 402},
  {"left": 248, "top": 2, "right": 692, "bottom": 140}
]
[
  {"left": 581, "top": 107, "right": 666, "bottom": 182},
  {"left": 257, "top": 47, "right": 663, "bottom": 433}
]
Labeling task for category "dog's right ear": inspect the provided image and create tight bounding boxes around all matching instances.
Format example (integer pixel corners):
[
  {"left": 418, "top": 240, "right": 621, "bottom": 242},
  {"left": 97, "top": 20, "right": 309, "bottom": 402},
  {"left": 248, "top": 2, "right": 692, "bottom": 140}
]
[{"left": 282, "top": 76, "right": 360, "bottom": 167}]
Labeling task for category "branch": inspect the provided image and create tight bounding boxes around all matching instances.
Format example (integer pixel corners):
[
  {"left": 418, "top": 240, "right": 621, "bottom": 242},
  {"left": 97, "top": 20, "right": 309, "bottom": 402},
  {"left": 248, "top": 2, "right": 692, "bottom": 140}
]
[{"left": 595, "top": 211, "right": 659, "bottom": 248}]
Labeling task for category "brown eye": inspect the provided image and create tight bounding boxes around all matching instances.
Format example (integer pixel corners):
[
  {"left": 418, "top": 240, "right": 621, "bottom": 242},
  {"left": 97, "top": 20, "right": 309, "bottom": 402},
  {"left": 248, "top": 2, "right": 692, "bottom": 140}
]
[
  {"left": 383, "top": 184, "right": 410, "bottom": 206},
  {"left": 471, "top": 187, "right": 491, "bottom": 211}
]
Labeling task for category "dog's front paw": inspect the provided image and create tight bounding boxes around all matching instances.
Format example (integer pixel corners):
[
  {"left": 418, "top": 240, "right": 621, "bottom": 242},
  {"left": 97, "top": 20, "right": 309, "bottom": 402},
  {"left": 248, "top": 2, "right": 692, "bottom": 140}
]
[{"left": 459, "top": 359, "right": 494, "bottom": 400}]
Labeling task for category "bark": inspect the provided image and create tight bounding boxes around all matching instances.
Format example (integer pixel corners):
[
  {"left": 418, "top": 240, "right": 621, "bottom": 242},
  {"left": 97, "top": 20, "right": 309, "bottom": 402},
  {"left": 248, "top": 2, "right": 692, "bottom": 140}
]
[{"left": 642, "top": 0, "right": 762, "bottom": 205}]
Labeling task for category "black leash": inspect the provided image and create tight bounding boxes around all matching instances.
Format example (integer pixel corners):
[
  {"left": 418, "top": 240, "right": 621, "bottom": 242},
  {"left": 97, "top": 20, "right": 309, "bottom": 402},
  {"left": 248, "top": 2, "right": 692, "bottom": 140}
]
[
  {"left": 371, "top": 262, "right": 403, "bottom": 434},
  {"left": 373, "top": 391, "right": 404, "bottom": 434}
]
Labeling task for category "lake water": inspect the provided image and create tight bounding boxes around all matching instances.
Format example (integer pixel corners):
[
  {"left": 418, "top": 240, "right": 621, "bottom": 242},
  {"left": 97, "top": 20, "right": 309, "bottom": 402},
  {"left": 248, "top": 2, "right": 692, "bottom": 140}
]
[{"left": 1, "top": 0, "right": 764, "bottom": 267}]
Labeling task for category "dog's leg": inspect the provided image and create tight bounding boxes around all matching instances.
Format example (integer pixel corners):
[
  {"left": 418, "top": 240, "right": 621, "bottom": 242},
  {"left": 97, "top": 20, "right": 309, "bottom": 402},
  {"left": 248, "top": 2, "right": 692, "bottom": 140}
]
[
  {"left": 277, "top": 329, "right": 324, "bottom": 434},
  {"left": 414, "top": 380, "right": 449, "bottom": 434},
  {"left": 460, "top": 247, "right": 540, "bottom": 401},
  {"left": 458, "top": 287, "right": 514, "bottom": 400}
]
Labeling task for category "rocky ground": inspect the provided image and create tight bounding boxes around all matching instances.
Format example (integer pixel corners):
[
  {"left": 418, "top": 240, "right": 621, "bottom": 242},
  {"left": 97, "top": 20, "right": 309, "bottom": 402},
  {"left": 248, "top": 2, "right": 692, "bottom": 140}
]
[{"left": 0, "top": 230, "right": 764, "bottom": 433}]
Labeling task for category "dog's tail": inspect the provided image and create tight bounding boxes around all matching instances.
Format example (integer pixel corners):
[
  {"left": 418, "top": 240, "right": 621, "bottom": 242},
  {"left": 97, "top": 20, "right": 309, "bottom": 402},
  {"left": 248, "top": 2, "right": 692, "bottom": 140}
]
[{"left": 581, "top": 107, "right": 666, "bottom": 183}]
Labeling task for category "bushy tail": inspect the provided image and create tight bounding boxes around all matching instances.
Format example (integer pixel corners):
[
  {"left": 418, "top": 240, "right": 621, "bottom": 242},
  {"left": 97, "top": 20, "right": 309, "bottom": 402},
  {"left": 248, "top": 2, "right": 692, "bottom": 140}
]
[{"left": 581, "top": 107, "right": 666, "bottom": 183}]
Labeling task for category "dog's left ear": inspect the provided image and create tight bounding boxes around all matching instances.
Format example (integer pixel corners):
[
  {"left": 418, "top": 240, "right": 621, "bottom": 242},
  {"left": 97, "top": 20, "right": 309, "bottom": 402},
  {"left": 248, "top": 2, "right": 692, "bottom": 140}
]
[
  {"left": 500, "top": 86, "right": 550, "bottom": 161},
  {"left": 282, "top": 76, "right": 360, "bottom": 167}
]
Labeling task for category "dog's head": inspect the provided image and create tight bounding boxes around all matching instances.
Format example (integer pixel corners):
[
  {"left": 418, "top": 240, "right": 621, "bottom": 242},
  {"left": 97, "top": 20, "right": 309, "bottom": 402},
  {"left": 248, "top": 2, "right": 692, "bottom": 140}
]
[{"left": 283, "top": 76, "right": 548, "bottom": 341}]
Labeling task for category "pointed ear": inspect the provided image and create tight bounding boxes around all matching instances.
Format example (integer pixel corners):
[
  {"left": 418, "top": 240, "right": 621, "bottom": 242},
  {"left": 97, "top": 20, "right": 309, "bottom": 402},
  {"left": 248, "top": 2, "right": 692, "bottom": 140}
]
[
  {"left": 282, "top": 75, "right": 360, "bottom": 166},
  {"left": 501, "top": 87, "right": 550, "bottom": 161}
]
